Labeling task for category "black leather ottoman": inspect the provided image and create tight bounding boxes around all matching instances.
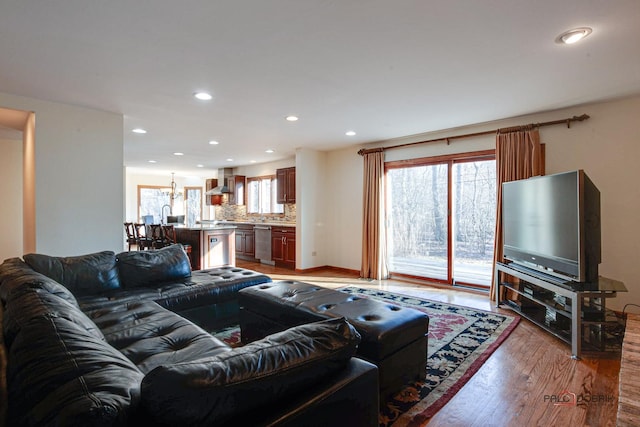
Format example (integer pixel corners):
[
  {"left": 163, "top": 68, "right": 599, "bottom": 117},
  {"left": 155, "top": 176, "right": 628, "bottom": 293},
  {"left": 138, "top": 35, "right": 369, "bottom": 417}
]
[{"left": 238, "top": 280, "right": 429, "bottom": 399}]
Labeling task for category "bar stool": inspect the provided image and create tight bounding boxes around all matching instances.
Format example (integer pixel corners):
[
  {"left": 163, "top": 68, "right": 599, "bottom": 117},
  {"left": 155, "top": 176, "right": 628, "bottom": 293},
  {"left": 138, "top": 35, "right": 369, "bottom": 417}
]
[
  {"left": 124, "top": 222, "right": 137, "bottom": 251},
  {"left": 134, "top": 223, "right": 153, "bottom": 250},
  {"left": 161, "top": 224, "right": 192, "bottom": 264}
]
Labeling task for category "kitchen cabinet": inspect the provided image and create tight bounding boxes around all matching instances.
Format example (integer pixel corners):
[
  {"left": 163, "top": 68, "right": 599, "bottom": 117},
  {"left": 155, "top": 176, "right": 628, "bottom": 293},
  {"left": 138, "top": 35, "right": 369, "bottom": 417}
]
[
  {"left": 228, "top": 175, "right": 246, "bottom": 205},
  {"left": 235, "top": 223, "right": 255, "bottom": 260},
  {"left": 205, "top": 178, "right": 223, "bottom": 206},
  {"left": 276, "top": 167, "right": 296, "bottom": 204},
  {"left": 271, "top": 226, "right": 295, "bottom": 269}
]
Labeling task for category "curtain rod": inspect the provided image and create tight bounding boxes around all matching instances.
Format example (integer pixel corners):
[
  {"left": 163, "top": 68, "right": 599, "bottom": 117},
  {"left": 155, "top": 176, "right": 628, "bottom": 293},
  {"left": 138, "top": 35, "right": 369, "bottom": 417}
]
[{"left": 357, "top": 114, "right": 590, "bottom": 156}]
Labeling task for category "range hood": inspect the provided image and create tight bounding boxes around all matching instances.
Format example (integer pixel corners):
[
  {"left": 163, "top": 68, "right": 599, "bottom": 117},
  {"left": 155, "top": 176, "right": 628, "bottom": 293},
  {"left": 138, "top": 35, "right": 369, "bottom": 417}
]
[{"left": 205, "top": 168, "right": 233, "bottom": 195}]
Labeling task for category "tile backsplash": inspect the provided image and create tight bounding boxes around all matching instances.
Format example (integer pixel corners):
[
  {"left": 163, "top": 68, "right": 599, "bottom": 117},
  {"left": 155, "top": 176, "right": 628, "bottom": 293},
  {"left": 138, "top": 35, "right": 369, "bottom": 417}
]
[{"left": 214, "top": 201, "right": 296, "bottom": 223}]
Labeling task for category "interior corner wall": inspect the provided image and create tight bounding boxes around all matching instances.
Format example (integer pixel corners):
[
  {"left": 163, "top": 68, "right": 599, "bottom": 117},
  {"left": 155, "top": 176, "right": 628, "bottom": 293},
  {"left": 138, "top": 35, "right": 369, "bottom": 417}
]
[
  {"left": 295, "top": 148, "right": 327, "bottom": 270},
  {"left": 0, "top": 92, "right": 124, "bottom": 256},
  {"left": 326, "top": 94, "right": 640, "bottom": 312},
  {"left": 324, "top": 146, "right": 364, "bottom": 271}
]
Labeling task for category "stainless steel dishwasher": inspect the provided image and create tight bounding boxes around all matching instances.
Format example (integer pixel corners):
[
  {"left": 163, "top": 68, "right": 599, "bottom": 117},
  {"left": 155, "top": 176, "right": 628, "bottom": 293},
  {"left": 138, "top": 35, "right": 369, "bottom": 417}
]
[{"left": 254, "top": 225, "right": 273, "bottom": 265}]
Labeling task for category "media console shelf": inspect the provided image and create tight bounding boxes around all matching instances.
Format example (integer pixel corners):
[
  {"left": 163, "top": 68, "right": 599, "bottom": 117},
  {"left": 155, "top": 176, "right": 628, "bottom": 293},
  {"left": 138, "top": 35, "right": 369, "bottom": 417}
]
[{"left": 495, "top": 261, "right": 626, "bottom": 359}]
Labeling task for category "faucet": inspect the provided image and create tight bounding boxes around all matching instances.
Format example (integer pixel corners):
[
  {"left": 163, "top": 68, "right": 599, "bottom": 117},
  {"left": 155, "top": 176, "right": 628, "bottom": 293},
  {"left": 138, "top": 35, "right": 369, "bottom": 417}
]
[{"left": 161, "top": 204, "right": 172, "bottom": 224}]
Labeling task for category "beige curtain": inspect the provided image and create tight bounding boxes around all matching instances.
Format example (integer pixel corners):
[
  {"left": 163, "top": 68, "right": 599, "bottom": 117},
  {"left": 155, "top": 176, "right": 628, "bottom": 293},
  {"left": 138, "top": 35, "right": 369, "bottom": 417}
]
[
  {"left": 360, "top": 149, "right": 389, "bottom": 279},
  {"left": 490, "top": 126, "right": 544, "bottom": 300}
]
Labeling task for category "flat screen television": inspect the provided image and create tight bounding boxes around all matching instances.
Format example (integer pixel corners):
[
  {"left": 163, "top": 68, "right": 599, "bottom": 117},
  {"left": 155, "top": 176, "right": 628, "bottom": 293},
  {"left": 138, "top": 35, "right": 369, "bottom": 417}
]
[{"left": 502, "top": 169, "right": 601, "bottom": 283}]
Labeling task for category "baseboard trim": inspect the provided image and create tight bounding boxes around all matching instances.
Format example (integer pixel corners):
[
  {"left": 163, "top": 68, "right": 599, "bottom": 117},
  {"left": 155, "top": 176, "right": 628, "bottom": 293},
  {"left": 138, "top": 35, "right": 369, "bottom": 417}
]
[{"left": 295, "top": 265, "right": 360, "bottom": 277}]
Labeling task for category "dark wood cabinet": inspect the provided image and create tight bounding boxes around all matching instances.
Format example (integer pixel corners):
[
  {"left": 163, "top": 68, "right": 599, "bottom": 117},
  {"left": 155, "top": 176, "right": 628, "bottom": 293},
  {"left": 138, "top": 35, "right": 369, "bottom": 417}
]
[
  {"left": 205, "top": 178, "right": 222, "bottom": 206},
  {"left": 276, "top": 167, "right": 295, "bottom": 204},
  {"left": 235, "top": 223, "right": 255, "bottom": 260},
  {"left": 228, "top": 175, "right": 246, "bottom": 205},
  {"left": 271, "top": 226, "right": 295, "bottom": 269}
]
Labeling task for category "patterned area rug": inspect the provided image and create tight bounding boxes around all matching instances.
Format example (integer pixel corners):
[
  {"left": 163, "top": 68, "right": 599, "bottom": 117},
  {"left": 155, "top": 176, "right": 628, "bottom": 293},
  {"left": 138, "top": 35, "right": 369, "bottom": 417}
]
[{"left": 212, "top": 287, "right": 519, "bottom": 427}]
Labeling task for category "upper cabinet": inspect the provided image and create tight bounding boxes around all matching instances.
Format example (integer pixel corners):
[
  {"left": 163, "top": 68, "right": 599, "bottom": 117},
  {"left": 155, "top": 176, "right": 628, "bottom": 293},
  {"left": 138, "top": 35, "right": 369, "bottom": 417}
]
[
  {"left": 228, "top": 175, "right": 246, "bottom": 205},
  {"left": 276, "top": 167, "right": 295, "bottom": 204}
]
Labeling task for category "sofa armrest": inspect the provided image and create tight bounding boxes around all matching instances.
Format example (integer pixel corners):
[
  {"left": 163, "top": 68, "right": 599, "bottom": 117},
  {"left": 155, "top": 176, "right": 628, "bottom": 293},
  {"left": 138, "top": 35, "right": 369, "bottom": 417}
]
[{"left": 140, "top": 317, "right": 362, "bottom": 425}]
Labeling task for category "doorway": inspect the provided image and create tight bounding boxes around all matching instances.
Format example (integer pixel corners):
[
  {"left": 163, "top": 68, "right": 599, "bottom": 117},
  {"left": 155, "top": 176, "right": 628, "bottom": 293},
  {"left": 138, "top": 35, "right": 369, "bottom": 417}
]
[{"left": 0, "top": 106, "right": 35, "bottom": 261}]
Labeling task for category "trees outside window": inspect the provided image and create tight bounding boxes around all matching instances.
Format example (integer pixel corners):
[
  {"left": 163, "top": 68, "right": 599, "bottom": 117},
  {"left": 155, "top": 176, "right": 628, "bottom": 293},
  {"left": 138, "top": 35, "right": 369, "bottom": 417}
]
[
  {"left": 247, "top": 176, "right": 284, "bottom": 215},
  {"left": 138, "top": 185, "right": 202, "bottom": 225},
  {"left": 386, "top": 150, "right": 496, "bottom": 288}
]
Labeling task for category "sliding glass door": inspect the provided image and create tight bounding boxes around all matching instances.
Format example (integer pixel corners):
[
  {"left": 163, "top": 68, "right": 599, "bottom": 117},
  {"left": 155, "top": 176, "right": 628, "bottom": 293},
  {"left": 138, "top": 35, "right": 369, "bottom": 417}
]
[
  {"left": 386, "top": 151, "right": 496, "bottom": 288},
  {"left": 387, "top": 163, "right": 449, "bottom": 281}
]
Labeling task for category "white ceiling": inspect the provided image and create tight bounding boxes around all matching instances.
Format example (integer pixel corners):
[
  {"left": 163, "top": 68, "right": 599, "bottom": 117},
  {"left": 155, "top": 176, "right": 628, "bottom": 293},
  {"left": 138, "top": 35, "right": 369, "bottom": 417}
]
[{"left": 1, "top": 1, "right": 639, "bottom": 177}]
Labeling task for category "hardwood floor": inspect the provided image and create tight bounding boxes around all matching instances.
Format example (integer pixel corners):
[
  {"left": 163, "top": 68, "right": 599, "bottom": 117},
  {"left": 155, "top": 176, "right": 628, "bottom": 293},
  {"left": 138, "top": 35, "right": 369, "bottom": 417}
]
[{"left": 237, "top": 260, "right": 622, "bottom": 427}]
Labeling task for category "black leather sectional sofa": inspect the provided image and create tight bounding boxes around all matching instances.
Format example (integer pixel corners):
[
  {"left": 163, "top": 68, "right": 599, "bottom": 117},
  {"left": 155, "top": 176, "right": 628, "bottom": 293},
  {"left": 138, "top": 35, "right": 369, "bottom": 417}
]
[{"left": 0, "top": 245, "right": 379, "bottom": 426}]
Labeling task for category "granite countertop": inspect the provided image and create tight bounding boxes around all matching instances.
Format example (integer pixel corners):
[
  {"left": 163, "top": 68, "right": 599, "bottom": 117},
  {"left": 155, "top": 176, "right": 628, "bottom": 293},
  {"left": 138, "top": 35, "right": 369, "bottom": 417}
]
[
  {"left": 200, "top": 220, "right": 296, "bottom": 228},
  {"left": 173, "top": 223, "right": 237, "bottom": 230}
]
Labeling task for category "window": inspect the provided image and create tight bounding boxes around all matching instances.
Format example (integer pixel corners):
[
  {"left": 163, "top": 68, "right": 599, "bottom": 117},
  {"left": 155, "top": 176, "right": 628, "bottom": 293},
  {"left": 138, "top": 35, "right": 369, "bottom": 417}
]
[
  {"left": 247, "top": 175, "right": 284, "bottom": 214},
  {"left": 184, "top": 186, "right": 202, "bottom": 225},
  {"left": 138, "top": 186, "right": 173, "bottom": 224},
  {"left": 138, "top": 185, "right": 202, "bottom": 224},
  {"left": 386, "top": 150, "right": 496, "bottom": 288}
]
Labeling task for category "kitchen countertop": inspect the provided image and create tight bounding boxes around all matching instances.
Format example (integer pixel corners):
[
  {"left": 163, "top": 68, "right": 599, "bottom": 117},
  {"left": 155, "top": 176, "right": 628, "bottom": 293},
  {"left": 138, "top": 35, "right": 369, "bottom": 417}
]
[
  {"left": 200, "top": 220, "right": 296, "bottom": 228},
  {"left": 173, "top": 223, "right": 237, "bottom": 231}
]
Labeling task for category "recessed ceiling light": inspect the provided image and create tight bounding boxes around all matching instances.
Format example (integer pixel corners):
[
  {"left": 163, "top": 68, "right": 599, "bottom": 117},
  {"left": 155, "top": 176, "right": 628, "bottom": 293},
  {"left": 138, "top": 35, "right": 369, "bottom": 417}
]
[
  {"left": 555, "top": 27, "right": 592, "bottom": 45},
  {"left": 226, "top": 158, "right": 233, "bottom": 162},
  {"left": 173, "top": 152, "right": 184, "bottom": 156},
  {"left": 265, "top": 149, "right": 275, "bottom": 153},
  {"left": 194, "top": 92, "right": 213, "bottom": 101},
  {"left": 148, "top": 160, "right": 157, "bottom": 163},
  {"left": 197, "top": 164, "right": 204, "bottom": 168},
  {"left": 345, "top": 130, "right": 356, "bottom": 136},
  {"left": 209, "top": 140, "right": 219, "bottom": 145},
  {"left": 132, "top": 128, "right": 147, "bottom": 134},
  {"left": 286, "top": 115, "right": 299, "bottom": 122},
  {"left": 250, "top": 160, "right": 257, "bottom": 163}
]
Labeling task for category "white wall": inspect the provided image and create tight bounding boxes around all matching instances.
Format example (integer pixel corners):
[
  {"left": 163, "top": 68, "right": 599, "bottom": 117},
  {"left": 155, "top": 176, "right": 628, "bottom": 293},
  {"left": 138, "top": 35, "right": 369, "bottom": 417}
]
[
  {"left": 296, "top": 148, "right": 327, "bottom": 269},
  {"left": 0, "top": 92, "right": 124, "bottom": 256},
  {"left": 324, "top": 146, "right": 364, "bottom": 271},
  {"left": 323, "top": 94, "right": 640, "bottom": 311},
  {"left": 0, "top": 137, "right": 23, "bottom": 261}
]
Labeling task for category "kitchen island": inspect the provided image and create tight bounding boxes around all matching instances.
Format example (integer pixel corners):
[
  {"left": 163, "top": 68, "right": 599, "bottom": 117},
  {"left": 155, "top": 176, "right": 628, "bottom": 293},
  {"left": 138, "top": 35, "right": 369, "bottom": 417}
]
[{"left": 174, "top": 223, "right": 236, "bottom": 270}]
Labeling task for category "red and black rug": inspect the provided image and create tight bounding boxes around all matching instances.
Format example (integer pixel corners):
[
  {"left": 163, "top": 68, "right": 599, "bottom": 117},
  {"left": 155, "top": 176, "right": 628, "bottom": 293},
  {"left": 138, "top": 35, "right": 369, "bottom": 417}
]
[{"left": 212, "top": 286, "right": 519, "bottom": 427}]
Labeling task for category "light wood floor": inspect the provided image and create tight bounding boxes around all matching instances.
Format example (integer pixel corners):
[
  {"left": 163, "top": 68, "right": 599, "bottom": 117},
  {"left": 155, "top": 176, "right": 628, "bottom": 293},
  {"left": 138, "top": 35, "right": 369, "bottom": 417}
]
[{"left": 237, "top": 260, "right": 621, "bottom": 427}]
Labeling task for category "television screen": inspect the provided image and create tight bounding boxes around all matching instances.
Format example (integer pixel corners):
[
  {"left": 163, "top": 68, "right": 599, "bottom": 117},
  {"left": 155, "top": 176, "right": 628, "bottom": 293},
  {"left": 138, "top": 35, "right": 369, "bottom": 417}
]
[{"left": 502, "top": 170, "right": 600, "bottom": 283}]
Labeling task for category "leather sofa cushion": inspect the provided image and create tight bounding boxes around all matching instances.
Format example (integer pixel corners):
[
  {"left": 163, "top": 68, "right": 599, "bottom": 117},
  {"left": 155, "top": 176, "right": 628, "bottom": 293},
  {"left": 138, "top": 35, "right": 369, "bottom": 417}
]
[
  {"left": 140, "top": 317, "right": 361, "bottom": 425},
  {"left": 0, "top": 257, "right": 80, "bottom": 306},
  {"left": 116, "top": 244, "right": 191, "bottom": 288},
  {"left": 3, "top": 286, "right": 105, "bottom": 349},
  {"left": 76, "top": 266, "right": 272, "bottom": 314},
  {"left": 86, "top": 301, "right": 232, "bottom": 373},
  {"left": 6, "top": 315, "right": 144, "bottom": 426},
  {"left": 23, "top": 251, "right": 121, "bottom": 296}
]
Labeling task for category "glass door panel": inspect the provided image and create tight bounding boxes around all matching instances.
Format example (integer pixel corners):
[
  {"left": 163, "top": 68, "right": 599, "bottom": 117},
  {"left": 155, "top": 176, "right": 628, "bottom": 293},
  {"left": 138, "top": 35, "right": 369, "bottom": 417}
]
[
  {"left": 387, "top": 164, "right": 448, "bottom": 281},
  {"left": 452, "top": 160, "right": 496, "bottom": 287}
]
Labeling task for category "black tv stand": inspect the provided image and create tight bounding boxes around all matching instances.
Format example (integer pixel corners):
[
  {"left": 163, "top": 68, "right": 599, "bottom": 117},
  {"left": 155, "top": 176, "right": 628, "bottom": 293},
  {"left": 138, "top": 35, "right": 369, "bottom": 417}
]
[{"left": 495, "top": 261, "right": 626, "bottom": 359}]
